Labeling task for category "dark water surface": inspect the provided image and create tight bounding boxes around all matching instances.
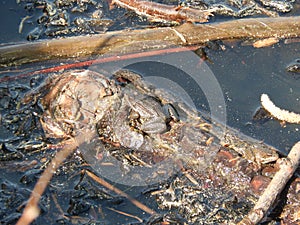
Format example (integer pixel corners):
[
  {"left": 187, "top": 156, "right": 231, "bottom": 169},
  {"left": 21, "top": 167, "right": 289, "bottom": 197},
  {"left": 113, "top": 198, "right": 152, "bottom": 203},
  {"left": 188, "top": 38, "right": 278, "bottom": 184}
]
[
  {"left": 208, "top": 42, "right": 300, "bottom": 154},
  {"left": 0, "top": 1, "right": 300, "bottom": 225},
  {"left": 0, "top": 1, "right": 26, "bottom": 43}
]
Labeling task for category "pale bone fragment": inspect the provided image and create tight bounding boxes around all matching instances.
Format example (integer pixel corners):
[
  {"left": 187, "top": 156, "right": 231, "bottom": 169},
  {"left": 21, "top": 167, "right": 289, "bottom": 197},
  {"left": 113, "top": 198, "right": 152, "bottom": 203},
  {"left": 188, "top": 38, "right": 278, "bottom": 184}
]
[{"left": 261, "top": 93, "right": 300, "bottom": 124}]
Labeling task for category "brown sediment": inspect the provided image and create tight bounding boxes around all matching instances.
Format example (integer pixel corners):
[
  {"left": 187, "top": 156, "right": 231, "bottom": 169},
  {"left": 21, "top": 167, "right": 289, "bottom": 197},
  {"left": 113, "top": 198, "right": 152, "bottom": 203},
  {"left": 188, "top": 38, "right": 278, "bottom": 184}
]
[{"left": 250, "top": 175, "right": 271, "bottom": 194}]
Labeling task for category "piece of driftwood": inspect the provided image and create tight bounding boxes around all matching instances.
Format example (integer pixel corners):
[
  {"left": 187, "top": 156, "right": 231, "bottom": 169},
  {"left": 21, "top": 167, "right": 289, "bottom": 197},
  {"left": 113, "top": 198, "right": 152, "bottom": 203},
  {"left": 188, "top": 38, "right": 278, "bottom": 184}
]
[
  {"left": 1, "top": 16, "right": 300, "bottom": 68},
  {"left": 237, "top": 141, "right": 300, "bottom": 225},
  {"left": 110, "top": 0, "right": 212, "bottom": 23}
]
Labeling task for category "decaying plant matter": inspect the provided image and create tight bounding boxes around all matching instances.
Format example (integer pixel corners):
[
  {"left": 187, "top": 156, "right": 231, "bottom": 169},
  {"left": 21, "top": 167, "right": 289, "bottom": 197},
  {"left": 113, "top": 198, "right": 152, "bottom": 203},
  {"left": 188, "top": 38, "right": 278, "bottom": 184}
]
[
  {"left": 110, "top": 0, "right": 213, "bottom": 23},
  {"left": 10, "top": 68, "right": 300, "bottom": 225},
  {"left": 237, "top": 93, "right": 300, "bottom": 224},
  {"left": 237, "top": 141, "right": 300, "bottom": 225},
  {"left": 1, "top": 1, "right": 300, "bottom": 224},
  {"left": 111, "top": 0, "right": 292, "bottom": 22}
]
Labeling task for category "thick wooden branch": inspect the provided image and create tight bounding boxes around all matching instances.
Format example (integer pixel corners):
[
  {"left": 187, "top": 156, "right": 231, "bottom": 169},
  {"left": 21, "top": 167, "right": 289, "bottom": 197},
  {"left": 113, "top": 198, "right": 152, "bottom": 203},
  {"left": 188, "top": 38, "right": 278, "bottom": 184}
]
[
  {"left": 0, "top": 16, "right": 299, "bottom": 68},
  {"left": 237, "top": 141, "right": 300, "bottom": 225}
]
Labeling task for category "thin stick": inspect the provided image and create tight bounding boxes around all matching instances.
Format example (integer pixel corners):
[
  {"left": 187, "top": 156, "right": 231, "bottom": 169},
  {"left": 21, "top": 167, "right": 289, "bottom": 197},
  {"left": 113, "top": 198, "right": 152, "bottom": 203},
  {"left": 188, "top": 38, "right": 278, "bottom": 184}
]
[
  {"left": 1, "top": 16, "right": 300, "bottom": 67},
  {"left": 237, "top": 141, "right": 300, "bottom": 225},
  {"left": 0, "top": 45, "right": 199, "bottom": 83},
  {"left": 19, "top": 16, "right": 32, "bottom": 34},
  {"left": 86, "top": 170, "right": 157, "bottom": 215},
  {"left": 16, "top": 130, "right": 96, "bottom": 225},
  {"left": 107, "top": 207, "right": 143, "bottom": 222}
]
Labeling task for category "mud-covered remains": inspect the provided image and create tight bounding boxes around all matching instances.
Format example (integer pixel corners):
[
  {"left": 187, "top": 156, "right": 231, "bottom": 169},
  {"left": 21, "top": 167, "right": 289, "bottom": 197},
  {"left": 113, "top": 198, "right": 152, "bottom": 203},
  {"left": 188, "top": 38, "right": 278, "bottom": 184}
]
[{"left": 1, "top": 69, "right": 300, "bottom": 224}]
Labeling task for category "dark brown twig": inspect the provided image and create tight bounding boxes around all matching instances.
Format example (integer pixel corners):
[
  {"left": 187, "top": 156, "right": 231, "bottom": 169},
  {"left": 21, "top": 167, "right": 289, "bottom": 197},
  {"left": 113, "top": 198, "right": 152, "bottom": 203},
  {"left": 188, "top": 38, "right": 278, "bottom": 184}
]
[
  {"left": 237, "top": 141, "right": 300, "bottom": 225},
  {"left": 86, "top": 170, "right": 157, "bottom": 215}
]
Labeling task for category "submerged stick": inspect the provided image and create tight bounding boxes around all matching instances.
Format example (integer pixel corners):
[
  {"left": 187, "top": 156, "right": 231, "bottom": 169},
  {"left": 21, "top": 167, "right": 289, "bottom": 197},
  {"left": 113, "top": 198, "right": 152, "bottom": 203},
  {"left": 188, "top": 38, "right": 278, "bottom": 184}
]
[
  {"left": 16, "top": 130, "right": 96, "bottom": 225},
  {"left": 1, "top": 16, "right": 300, "bottom": 68},
  {"left": 237, "top": 141, "right": 300, "bottom": 225},
  {"left": 86, "top": 170, "right": 157, "bottom": 215}
]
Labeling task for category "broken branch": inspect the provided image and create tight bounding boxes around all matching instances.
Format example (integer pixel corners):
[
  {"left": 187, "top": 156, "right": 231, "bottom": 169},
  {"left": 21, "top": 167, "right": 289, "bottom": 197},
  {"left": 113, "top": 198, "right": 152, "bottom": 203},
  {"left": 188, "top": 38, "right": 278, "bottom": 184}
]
[
  {"left": 111, "top": 0, "right": 212, "bottom": 23},
  {"left": 237, "top": 141, "right": 300, "bottom": 225},
  {"left": 16, "top": 129, "right": 96, "bottom": 225},
  {"left": 86, "top": 170, "right": 157, "bottom": 215},
  {"left": 1, "top": 16, "right": 300, "bottom": 68}
]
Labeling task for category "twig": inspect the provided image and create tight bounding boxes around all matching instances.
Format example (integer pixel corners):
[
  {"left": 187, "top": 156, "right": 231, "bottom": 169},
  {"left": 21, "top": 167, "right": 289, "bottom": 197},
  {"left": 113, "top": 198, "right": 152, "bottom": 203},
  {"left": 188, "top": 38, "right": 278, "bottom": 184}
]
[
  {"left": 252, "top": 37, "right": 279, "bottom": 48},
  {"left": 19, "top": 16, "right": 32, "bottom": 34},
  {"left": 85, "top": 170, "right": 157, "bottom": 215},
  {"left": 237, "top": 141, "right": 300, "bottom": 225},
  {"left": 107, "top": 207, "right": 143, "bottom": 222},
  {"left": 111, "top": 0, "right": 212, "bottom": 23},
  {"left": 16, "top": 130, "right": 96, "bottom": 225},
  {"left": 261, "top": 94, "right": 300, "bottom": 124},
  {"left": 1, "top": 16, "right": 300, "bottom": 68},
  {"left": 51, "top": 193, "right": 66, "bottom": 216}
]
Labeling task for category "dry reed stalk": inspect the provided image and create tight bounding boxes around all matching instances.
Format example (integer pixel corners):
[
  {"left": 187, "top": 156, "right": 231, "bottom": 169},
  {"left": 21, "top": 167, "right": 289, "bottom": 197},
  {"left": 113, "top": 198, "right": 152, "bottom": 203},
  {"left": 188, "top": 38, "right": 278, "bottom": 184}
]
[{"left": 16, "top": 130, "right": 96, "bottom": 225}]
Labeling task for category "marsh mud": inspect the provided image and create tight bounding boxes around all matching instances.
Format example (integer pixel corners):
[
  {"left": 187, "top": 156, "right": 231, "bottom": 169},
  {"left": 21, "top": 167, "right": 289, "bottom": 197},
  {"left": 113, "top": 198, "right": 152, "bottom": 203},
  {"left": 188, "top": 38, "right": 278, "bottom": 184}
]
[{"left": 1, "top": 69, "right": 299, "bottom": 224}]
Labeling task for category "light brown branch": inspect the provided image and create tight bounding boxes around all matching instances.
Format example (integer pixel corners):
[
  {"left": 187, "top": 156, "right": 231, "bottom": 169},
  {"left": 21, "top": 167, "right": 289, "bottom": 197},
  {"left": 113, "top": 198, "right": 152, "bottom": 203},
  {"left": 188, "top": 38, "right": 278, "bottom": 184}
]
[
  {"left": 16, "top": 130, "right": 96, "bottom": 225},
  {"left": 237, "top": 141, "right": 300, "bottom": 225},
  {"left": 1, "top": 16, "right": 300, "bottom": 68}
]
